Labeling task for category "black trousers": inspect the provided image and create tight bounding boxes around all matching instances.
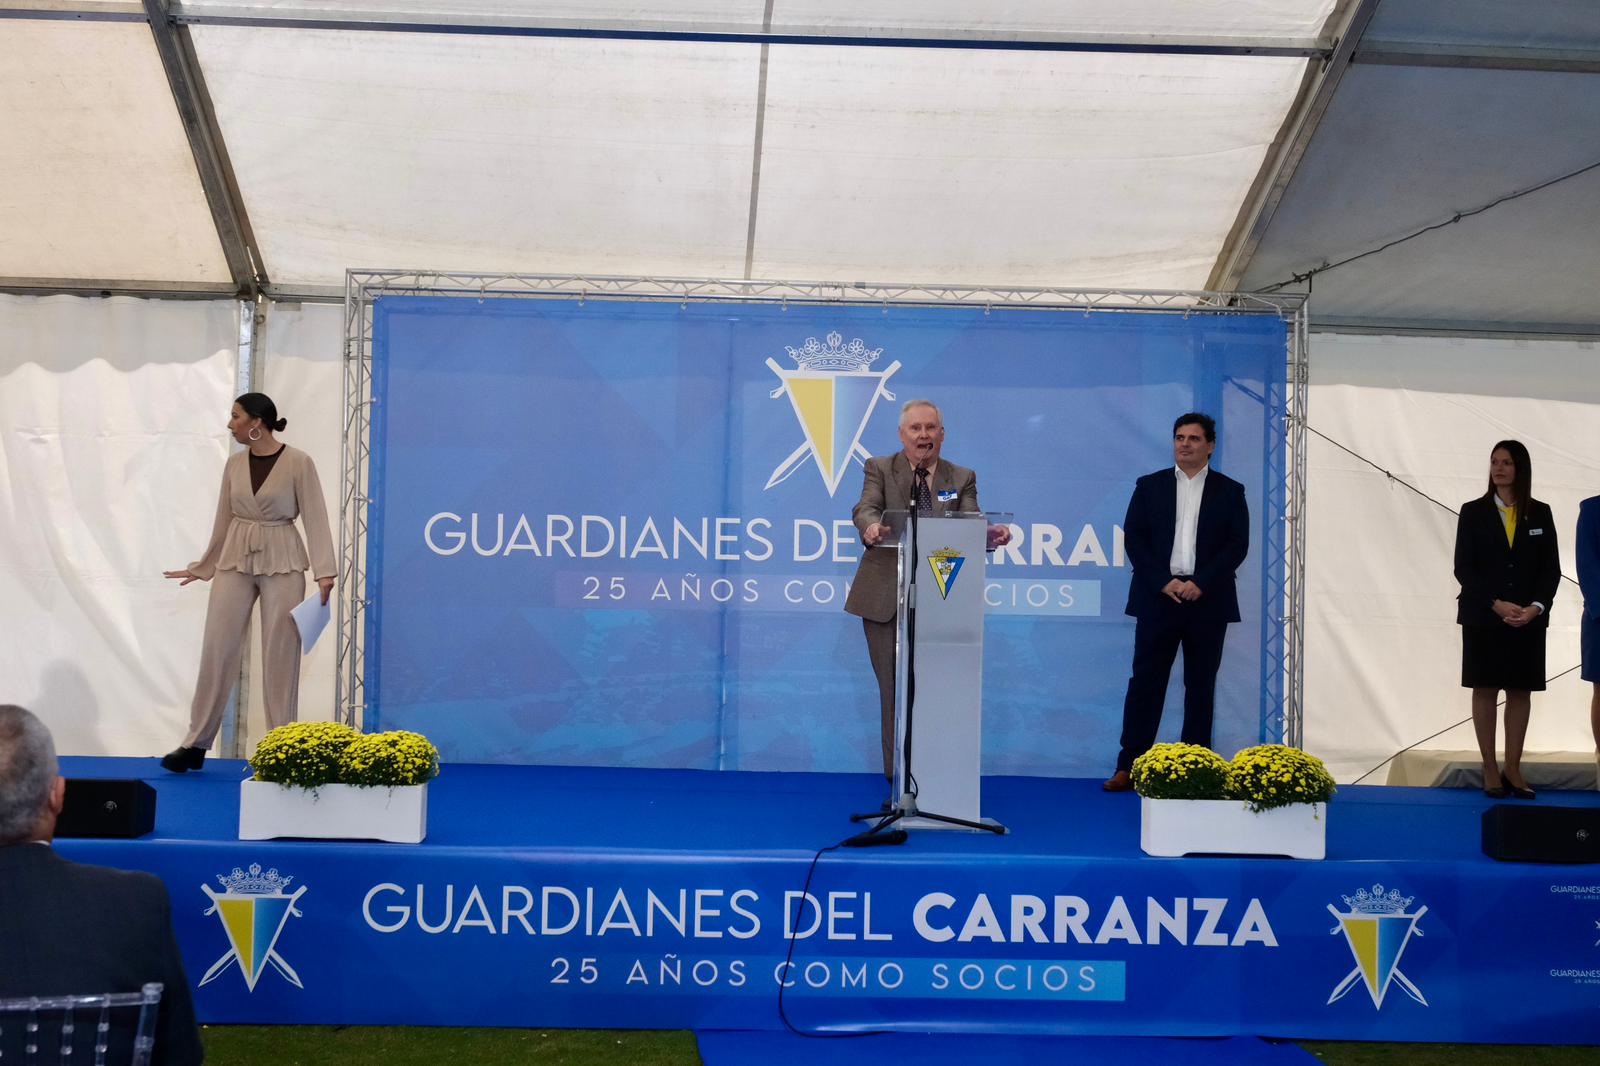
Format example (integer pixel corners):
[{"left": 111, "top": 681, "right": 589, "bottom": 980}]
[{"left": 1115, "top": 604, "right": 1229, "bottom": 772}]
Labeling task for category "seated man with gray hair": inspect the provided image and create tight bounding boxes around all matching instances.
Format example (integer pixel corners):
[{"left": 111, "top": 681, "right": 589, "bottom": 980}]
[{"left": 0, "top": 705, "right": 204, "bottom": 1065}]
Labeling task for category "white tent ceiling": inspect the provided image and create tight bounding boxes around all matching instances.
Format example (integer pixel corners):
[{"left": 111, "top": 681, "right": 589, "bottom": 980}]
[
  {"left": 1, "top": 0, "right": 1596, "bottom": 333},
  {"left": 188, "top": 29, "right": 1305, "bottom": 289},
  {"left": 1238, "top": 0, "right": 1600, "bottom": 332},
  {"left": 2, "top": 19, "right": 230, "bottom": 284},
  {"left": 191, "top": 29, "right": 764, "bottom": 283}
]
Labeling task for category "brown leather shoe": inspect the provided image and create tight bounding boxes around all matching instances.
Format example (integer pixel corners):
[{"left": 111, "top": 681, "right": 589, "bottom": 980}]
[{"left": 1102, "top": 770, "right": 1133, "bottom": 793}]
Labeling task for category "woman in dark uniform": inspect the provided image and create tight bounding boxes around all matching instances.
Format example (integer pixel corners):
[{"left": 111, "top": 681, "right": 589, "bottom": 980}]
[{"left": 1453, "top": 440, "right": 1560, "bottom": 799}]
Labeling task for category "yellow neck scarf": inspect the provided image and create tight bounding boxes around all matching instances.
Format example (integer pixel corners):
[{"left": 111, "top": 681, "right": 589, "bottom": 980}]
[{"left": 1497, "top": 499, "right": 1516, "bottom": 547}]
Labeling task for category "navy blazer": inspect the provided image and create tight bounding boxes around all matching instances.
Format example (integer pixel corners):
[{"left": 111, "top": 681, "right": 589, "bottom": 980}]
[
  {"left": 0, "top": 845, "right": 203, "bottom": 1065},
  {"left": 1122, "top": 467, "right": 1249, "bottom": 622},
  {"left": 1578, "top": 495, "right": 1600, "bottom": 621},
  {"left": 1454, "top": 495, "right": 1561, "bottom": 628}
]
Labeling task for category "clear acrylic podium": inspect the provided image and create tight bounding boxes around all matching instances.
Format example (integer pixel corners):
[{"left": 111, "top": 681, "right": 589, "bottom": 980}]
[{"left": 881, "top": 509, "right": 1011, "bottom": 832}]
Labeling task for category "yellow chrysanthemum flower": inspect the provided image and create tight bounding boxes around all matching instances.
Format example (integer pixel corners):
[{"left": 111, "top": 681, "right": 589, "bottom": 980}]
[
  {"left": 249, "top": 722, "right": 440, "bottom": 789},
  {"left": 1224, "top": 744, "right": 1336, "bottom": 811}
]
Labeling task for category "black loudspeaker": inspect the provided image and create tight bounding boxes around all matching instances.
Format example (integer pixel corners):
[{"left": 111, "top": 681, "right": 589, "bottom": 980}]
[
  {"left": 1482, "top": 804, "right": 1600, "bottom": 864},
  {"left": 56, "top": 779, "right": 157, "bottom": 839}
]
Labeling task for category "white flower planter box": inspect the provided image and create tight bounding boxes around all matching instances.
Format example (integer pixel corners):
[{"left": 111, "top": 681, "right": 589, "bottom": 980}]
[
  {"left": 1140, "top": 797, "right": 1326, "bottom": 860},
  {"left": 239, "top": 780, "right": 428, "bottom": 844}
]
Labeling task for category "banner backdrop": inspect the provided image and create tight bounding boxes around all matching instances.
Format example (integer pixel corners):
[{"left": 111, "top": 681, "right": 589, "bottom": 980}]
[{"left": 366, "top": 297, "right": 1288, "bottom": 775}]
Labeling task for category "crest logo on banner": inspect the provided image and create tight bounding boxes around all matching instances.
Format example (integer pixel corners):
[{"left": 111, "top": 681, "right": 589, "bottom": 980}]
[
  {"left": 927, "top": 547, "right": 965, "bottom": 599},
  {"left": 1326, "top": 884, "right": 1428, "bottom": 1009},
  {"left": 765, "top": 332, "right": 901, "bottom": 497},
  {"left": 200, "top": 864, "right": 307, "bottom": 992}
]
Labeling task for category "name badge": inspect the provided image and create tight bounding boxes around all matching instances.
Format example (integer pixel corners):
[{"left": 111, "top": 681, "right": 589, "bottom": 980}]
[
  {"left": 1530, "top": 528, "right": 1544, "bottom": 536},
  {"left": 938, "top": 490, "right": 958, "bottom": 502}
]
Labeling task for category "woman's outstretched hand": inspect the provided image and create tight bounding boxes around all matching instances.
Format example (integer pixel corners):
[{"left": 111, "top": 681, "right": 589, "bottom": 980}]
[{"left": 163, "top": 569, "right": 201, "bottom": 586}]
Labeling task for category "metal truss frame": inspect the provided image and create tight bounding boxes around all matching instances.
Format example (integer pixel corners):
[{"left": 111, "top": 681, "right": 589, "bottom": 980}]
[
  {"left": 338, "top": 271, "right": 1309, "bottom": 746},
  {"left": 1275, "top": 303, "right": 1310, "bottom": 747}
]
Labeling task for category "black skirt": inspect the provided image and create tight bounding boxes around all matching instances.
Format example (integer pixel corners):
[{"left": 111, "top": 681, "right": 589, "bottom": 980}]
[{"left": 1461, "top": 622, "right": 1548, "bottom": 691}]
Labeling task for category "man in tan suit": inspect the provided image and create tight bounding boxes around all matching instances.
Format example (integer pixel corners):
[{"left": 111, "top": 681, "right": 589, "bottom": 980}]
[{"left": 844, "top": 400, "right": 991, "bottom": 779}]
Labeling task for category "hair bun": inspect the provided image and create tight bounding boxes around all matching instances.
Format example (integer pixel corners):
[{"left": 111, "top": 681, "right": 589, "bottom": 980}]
[{"left": 273, "top": 417, "right": 288, "bottom": 431}]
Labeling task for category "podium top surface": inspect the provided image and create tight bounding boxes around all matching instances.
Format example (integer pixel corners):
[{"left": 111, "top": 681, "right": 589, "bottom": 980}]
[{"left": 879, "top": 510, "right": 1013, "bottom": 546}]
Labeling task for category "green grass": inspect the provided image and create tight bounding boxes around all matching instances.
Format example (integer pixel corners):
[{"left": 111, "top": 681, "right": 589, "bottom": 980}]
[
  {"left": 200, "top": 1027, "right": 700, "bottom": 1065},
  {"left": 201, "top": 1028, "right": 1597, "bottom": 1065}
]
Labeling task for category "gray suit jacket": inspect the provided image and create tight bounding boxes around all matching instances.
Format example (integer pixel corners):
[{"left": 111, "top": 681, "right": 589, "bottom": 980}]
[
  {"left": 0, "top": 845, "right": 204, "bottom": 1065},
  {"left": 843, "top": 453, "right": 980, "bottom": 623}
]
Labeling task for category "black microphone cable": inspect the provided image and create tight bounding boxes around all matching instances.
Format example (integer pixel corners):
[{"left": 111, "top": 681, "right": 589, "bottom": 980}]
[{"left": 774, "top": 828, "right": 902, "bottom": 1039}]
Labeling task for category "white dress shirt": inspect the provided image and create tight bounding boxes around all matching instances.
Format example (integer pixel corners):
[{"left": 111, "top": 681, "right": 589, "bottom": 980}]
[{"left": 1170, "top": 464, "right": 1209, "bottom": 576}]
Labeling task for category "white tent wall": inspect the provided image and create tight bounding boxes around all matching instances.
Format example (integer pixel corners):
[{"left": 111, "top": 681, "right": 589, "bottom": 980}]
[
  {"left": 0, "top": 294, "right": 346, "bottom": 759},
  {"left": 1304, "top": 331, "right": 1599, "bottom": 782},
  {"left": 0, "top": 295, "right": 239, "bottom": 756}
]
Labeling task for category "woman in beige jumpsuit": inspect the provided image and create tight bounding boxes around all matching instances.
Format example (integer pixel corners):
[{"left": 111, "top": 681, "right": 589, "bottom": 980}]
[{"left": 161, "top": 393, "right": 335, "bottom": 771}]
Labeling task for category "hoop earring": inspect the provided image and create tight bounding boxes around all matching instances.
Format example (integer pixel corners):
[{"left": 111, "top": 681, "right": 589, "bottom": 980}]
[{"left": 248, "top": 427, "right": 261, "bottom": 441}]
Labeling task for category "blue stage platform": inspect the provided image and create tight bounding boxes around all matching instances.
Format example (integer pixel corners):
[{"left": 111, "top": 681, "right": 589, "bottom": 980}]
[{"left": 54, "top": 757, "right": 1600, "bottom": 1044}]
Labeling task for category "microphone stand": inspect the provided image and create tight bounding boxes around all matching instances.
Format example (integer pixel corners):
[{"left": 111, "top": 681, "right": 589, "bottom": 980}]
[{"left": 849, "top": 471, "right": 1004, "bottom": 842}]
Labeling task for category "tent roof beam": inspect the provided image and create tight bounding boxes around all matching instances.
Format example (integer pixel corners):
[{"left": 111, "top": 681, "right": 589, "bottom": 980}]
[
  {"left": 1313, "top": 316, "right": 1600, "bottom": 340},
  {"left": 2, "top": 3, "right": 1331, "bottom": 56},
  {"left": 0, "top": 276, "right": 240, "bottom": 298},
  {"left": 139, "top": 0, "right": 265, "bottom": 297},
  {"left": 1205, "top": 0, "right": 1383, "bottom": 294},
  {"left": 1354, "top": 41, "right": 1600, "bottom": 75}
]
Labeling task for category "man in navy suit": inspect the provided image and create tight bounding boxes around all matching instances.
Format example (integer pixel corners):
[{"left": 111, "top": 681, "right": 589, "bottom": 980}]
[
  {"left": 1578, "top": 495, "right": 1600, "bottom": 752},
  {"left": 0, "top": 705, "right": 203, "bottom": 1065},
  {"left": 1104, "top": 413, "right": 1250, "bottom": 791}
]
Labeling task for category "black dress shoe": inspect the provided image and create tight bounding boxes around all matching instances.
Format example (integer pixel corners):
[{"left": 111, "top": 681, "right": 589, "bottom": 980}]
[
  {"left": 160, "top": 746, "right": 206, "bottom": 773},
  {"left": 1499, "top": 763, "right": 1536, "bottom": 800},
  {"left": 1482, "top": 768, "right": 1509, "bottom": 799}
]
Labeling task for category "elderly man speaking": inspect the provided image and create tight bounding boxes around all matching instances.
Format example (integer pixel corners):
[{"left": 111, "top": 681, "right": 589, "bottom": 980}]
[{"left": 843, "top": 400, "right": 1006, "bottom": 782}]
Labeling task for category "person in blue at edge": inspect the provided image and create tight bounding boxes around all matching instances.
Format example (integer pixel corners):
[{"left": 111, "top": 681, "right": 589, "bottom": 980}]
[
  {"left": 1453, "top": 440, "right": 1560, "bottom": 800},
  {"left": 1104, "top": 413, "right": 1249, "bottom": 792},
  {"left": 1577, "top": 493, "right": 1600, "bottom": 762}
]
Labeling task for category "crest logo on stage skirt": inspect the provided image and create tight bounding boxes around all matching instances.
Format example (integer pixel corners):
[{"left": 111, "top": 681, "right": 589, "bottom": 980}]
[
  {"left": 1326, "top": 884, "right": 1429, "bottom": 1009},
  {"left": 765, "top": 332, "right": 901, "bottom": 497},
  {"left": 200, "top": 863, "right": 307, "bottom": 992}
]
